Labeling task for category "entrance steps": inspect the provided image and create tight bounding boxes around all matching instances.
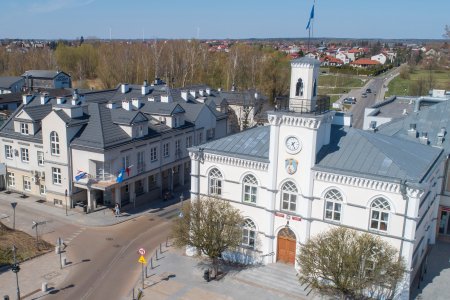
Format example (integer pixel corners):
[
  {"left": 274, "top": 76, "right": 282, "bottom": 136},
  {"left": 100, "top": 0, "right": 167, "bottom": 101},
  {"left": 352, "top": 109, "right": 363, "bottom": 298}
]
[{"left": 232, "top": 262, "right": 314, "bottom": 299}]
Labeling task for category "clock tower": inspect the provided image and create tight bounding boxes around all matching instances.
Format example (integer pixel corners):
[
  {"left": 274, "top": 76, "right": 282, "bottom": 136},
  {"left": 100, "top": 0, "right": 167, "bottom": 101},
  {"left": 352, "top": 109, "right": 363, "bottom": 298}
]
[{"left": 289, "top": 57, "right": 320, "bottom": 113}]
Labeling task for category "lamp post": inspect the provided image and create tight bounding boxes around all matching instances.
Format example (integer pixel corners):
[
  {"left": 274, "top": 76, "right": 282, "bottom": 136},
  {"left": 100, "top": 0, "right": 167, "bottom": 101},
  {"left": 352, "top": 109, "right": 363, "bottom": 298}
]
[
  {"left": 11, "top": 202, "right": 17, "bottom": 230},
  {"left": 12, "top": 245, "right": 21, "bottom": 300}
]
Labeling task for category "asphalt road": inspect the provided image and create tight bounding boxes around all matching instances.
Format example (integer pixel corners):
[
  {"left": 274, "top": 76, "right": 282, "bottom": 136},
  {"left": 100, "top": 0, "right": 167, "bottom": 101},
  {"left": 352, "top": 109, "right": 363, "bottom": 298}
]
[
  {"left": 343, "top": 67, "right": 400, "bottom": 129},
  {"left": 43, "top": 204, "right": 180, "bottom": 300}
]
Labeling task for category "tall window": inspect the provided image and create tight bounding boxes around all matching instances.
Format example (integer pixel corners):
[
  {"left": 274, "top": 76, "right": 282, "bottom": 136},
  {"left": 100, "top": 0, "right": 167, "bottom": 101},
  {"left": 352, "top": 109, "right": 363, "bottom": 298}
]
[
  {"left": 7, "top": 172, "right": 15, "bottom": 187},
  {"left": 242, "top": 219, "right": 256, "bottom": 248},
  {"left": 20, "top": 148, "right": 29, "bottom": 162},
  {"left": 122, "top": 155, "right": 129, "bottom": 170},
  {"left": 208, "top": 168, "right": 223, "bottom": 196},
  {"left": 243, "top": 174, "right": 258, "bottom": 204},
  {"left": 40, "top": 183, "right": 46, "bottom": 195},
  {"left": 281, "top": 181, "right": 297, "bottom": 212},
  {"left": 150, "top": 147, "right": 157, "bottom": 162},
  {"left": 52, "top": 167, "right": 62, "bottom": 185},
  {"left": 37, "top": 151, "right": 44, "bottom": 166},
  {"left": 186, "top": 136, "right": 192, "bottom": 148},
  {"left": 324, "top": 189, "right": 343, "bottom": 222},
  {"left": 23, "top": 176, "right": 31, "bottom": 191},
  {"left": 175, "top": 139, "right": 181, "bottom": 157},
  {"left": 163, "top": 143, "right": 169, "bottom": 157},
  {"left": 370, "top": 198, "right": 391, "bottom": 232},
  {"left": 50, "top": 131, "right": 60, "bottom": 155},
  {"left": 5, "top": 145, "right": 13, "bottom": 159},
  {"left": 295, "top": 78, "right": 303, "bottom": 97},
  {"left": 137, "top": 151, "right": 145, "bottom": 173},
  {"left": 20, "top": 123, "right": 29, "bottom": 135}
]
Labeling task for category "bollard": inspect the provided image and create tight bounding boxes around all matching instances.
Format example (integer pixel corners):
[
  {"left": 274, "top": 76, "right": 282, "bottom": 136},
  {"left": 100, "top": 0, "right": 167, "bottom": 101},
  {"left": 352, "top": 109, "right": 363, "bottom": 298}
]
[
  {"left": 160, "top": 243, "right": 162, "bottom": 253},
  {"left": 155, "top": 249, "right": 158, "bottom": 260},
  {"left": 150, "top": 257, "right": 153, "bottom": 269},
  {"left": 165, "top": 237, "right": 168, "bottom": 247},
  {"left": 41, "top": 282, "right": 48, "bottom": 292},
  {"left": 145, "top": 265, "right": 148, "bottom": 278},
  {"left": 62, "top": 257, "right": 67, "bottom": 267}
]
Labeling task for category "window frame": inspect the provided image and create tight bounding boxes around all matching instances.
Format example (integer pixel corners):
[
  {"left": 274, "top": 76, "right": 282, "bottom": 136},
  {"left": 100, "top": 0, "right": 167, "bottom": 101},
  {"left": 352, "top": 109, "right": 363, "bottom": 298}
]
[
  {"left": 52, "top": 167, "right": 62, "bottom": 185},
  {"left": 20, "top": 148, "right": 29, "bottom": 163},
  {"left": 50, "top": 131, "right": 60, "bottom": 156},
  {"left": 7, "top": 172, "right": 15, "bottom": 187},
  {"left": 281, "top": 181, "right": 298, "bottom": 212},
  {"left": 37, "top": 151, "right": 44, "bottom": 166},
  {"left": 5, "top": 145, "right": 13, "bottom": 159},
  {"left": 369, "top": 198, "right": 391, "bottom": 232},
  {"left": 163, "top": 143, "right": 170, "bottom": 157},
  {"left": 150, "top": 147, "right": 157, "bottom": 162},
  {"left": 324, "top": 189, "right": 343, "bottom": 222},
  {"left": 242, "top": 219, "right": 257, "bottom": 248},
  {"left": 137, "top": 151, "right": 145, "bottom": 173},
  {"left": 23, "top": 176, "right": 31, "bottom": 191},
  {"left": 208, "top": 168, "right": 223, "bottom": 196},
  {"left": 242, "top": 174, "right": 258, "bottom": 204},
  {"left": 20, "top": 122, "right": 29, "bottom": 135}
]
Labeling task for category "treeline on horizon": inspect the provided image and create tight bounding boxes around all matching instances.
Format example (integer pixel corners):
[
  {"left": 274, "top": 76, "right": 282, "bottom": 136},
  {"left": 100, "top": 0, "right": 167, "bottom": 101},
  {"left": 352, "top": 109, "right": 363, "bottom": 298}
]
[{"left": 0, "top": 41, "right": 292, "bottom": 103}]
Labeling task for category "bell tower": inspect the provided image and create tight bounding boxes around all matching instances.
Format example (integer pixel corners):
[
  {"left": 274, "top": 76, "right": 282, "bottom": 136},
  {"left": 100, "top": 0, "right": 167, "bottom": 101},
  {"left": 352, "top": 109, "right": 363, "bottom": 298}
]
[{"left": 289, "top": 57, "right": 320, "bottom": 113}]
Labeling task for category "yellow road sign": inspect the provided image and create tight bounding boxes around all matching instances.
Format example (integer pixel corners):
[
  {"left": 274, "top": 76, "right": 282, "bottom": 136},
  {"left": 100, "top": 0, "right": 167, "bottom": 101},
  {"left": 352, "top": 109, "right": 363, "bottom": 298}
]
[{"left": 138, "top": 255, "right": 147, "bottom": 264}]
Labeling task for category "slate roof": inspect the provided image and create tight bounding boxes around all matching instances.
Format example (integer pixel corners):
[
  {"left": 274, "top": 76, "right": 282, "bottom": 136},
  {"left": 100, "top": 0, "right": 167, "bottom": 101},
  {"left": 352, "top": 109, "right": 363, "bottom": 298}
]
[
  {"left": 21, "top": 104, "right": 53, "bottom": 121},
  {"left": 314, "top": 126, "right": 443, "bottom": 184},
  {"left": 111, "top": 109, "right": 148, "bottom": 125},
  {"left": 22, "top": 70, "right": 70, "bottom": 79},
  {"left": 378, "top": 99, "right": 450, "bottom": 154},
  {"left": 0, "top": 76, "right": 23, "bottom": 89},
  {"left": 192, "top": 125, "right": 270, "bottom": 162}
]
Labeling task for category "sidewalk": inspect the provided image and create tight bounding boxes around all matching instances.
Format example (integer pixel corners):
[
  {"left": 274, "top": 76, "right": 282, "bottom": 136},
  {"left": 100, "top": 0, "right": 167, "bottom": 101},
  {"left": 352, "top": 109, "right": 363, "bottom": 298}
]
[
  {"left": 0, "top": 250, "right": 70, "bottom": 300},
  {"left": 133, "top": 245, "right": 320, "bottom": 300},
  {"left": 0, "top": 189, "right": 188, "bottom": 227}
]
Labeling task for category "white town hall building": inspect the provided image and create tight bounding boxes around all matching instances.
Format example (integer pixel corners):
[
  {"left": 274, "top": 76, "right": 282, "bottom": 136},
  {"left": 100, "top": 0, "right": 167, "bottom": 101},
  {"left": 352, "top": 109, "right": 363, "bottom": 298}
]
[{"left": 188, "top": 57, "right": 444, "bottom": 298}]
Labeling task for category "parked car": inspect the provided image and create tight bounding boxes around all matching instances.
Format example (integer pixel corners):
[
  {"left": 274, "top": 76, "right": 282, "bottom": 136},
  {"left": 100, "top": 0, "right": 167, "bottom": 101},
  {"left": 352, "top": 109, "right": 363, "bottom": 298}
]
[
  {"left": 361, "top": 93, "right": 367, "bottom": 98},
  {"left": 366, "top": 88, "right": 372, "bottom": 93},
  {"left": 343, "top": 97, "right": 357, "bottom": 104}
]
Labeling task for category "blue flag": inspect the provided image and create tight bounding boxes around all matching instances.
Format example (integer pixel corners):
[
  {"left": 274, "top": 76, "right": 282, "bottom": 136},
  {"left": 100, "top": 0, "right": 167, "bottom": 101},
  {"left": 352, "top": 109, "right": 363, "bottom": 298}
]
[
  {"left": 75, "top": 170, "right": 87, "bottom": 182},
  {"left": 116, "top": 169, "right": 125, "bottom": 183},
  {"left": 306, "top": 5, "right": 315, "bottom": 30}
]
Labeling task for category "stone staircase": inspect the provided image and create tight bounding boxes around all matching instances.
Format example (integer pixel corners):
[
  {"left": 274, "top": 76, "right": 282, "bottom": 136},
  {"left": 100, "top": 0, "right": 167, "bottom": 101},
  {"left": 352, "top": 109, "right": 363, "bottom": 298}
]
[{"left": 232, "top": 263, "right": 314, "bottom": 299}]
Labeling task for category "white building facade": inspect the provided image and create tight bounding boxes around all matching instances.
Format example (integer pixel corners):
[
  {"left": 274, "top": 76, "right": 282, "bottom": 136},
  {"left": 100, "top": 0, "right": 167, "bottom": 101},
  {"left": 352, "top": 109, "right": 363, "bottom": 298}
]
[{"left": 189, "top": 58, "right": 444, "bottom": 298}]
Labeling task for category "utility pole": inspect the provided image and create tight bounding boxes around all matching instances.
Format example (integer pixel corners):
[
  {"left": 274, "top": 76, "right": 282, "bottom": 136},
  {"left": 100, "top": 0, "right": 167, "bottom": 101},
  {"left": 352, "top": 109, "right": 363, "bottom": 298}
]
[
  {"left": 12, "top": 245, "right": 21, "bottom": 300},
  {"left": 11, "top": 202, "right": 17, "bottom": 230}
]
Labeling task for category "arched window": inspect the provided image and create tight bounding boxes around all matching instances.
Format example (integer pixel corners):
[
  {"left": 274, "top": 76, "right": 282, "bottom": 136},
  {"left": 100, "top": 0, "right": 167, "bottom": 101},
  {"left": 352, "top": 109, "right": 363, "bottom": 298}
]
[
  {"left": 324, "top": 189, "right": 343, "bottom": 222},
  {"left": 295, "top": 78, "right": 303, "bottom": 97},
  {"left": 242, "top": 218, "right": 256, "bottom": 248},
  {"left": 50, "top": 131, "right": 60, "bottom": 155},
  {"left": 281, "top": 181, "right": 297, "bottom": 212},
  {"left": 243, "top": 174, "right": 258, "bottom": 204},
  {"left": 370, "top": 198, "right": 391, "bottom": 231},
  {"left": 208, "top": 168, "right": 223, "bottom": 196}
]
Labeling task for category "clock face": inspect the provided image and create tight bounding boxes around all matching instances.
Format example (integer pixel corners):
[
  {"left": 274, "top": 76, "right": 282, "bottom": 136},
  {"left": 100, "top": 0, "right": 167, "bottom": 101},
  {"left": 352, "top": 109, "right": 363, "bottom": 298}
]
[{"left": 285, "top": 136, "right": 301, "bottom": 154}]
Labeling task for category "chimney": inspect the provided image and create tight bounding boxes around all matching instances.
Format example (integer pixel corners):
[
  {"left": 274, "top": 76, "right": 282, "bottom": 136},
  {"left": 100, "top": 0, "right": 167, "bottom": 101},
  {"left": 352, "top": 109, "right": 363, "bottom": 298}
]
[
  {"left": 71, "top": 98, "right": 78, "bottom": 106},
  {"left": 199, "top": 90, "right": 204, "bottom": 97},
  {"left": 148, "top": 96, "right": 155, "bottom": 102},
  {"left": 131, "top": 98, "right": 141, "bottom": 109},
  {"left": 255, "top": 92, "right": 259, "bottom": 100},
  {"left": 402, "top": 109, "right": 408, "bottom": 115},
  {"left": 189, "top": 90, "right": 197, "bottom": 98},
  {"left": 56, "top": 97, "right": 66, "bottom": 105},
  {"left": 122, "top": 100, "right": 132, "bottom": 111},
  {"left": 218, "top": 88, "right": 222, "bottom": 92},
  {"left": 72, "top": 88, "right": 79, "bottom": 100},
  {"left": 161, "top": 94, "right": 170, "bottom": 103},
  {"left": 419, "top": 132, "right": 428, "bottom": 145},
  {"left": 121, "top": 83, "right": 129, "bottom": 94},
  {"left": 22, "top": 94, "right": 33, "bottom": 105},
  {"left": 40, "top": 93, "right": 50, "bottom": 105},
  {"left": 206, "top": 88, "right": 211, "bottom": 95},
  {"left": 141, "top": 80, "right": 151, "bottom": 95},
  {"left": 181, "top": 90, "right": 188, "bottom": 101},
  {"left": 106, "top": 101, "right": 119, "bottom": 109},
  {"left": 437, "top": 127, "right": 446, "bottom": 146},
  {"left": 408, "top": 123, "right": 417, "bottom": 138},
  {"left": 231, "top": 83, "right": 236, "bottom": 92}
]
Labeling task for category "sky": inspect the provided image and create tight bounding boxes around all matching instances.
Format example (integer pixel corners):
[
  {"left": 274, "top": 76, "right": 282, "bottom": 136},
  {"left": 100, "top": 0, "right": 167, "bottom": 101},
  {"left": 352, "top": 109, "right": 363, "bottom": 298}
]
[{"left": 0, "top": 0, "right": 449, "bottom": 40}]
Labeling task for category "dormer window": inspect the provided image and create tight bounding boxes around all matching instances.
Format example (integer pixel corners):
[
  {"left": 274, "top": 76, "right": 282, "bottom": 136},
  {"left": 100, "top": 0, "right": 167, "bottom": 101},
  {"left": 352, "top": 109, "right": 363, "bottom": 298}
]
[
  {"left": 20, "top": 123, "right": 29, "bottom": 135},
  {"left": 138, "top": 125, "right": 143, "bottom": 137}
]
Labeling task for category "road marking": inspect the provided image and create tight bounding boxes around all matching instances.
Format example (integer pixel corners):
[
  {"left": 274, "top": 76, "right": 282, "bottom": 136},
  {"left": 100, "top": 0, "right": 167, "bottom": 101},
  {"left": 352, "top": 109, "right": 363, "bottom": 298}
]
[{"left": 65, "top": 227, "right": 86, "bottom": 245}]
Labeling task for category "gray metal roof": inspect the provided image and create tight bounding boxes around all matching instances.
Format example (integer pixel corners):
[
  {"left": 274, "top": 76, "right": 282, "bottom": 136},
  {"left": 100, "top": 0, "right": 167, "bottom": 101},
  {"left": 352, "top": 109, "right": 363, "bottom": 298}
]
[
  {"left": 314, "top": 125, "right": 442, "bottom": 183},
  {"left": 193, "top": 125, "right": 270, "bottom": 162},
  {"left": 22, "top": 104, "right": 53, "bottom": 121},
  {"left": 291, "top": 57, "right": 321, "bottom": 66},
  {"left": 22, "top": 70, "right": 70, "bottom": 79},
  {"left": 378, "top": 99, "right": 450, "bottom": 154},
  {"left": 111, "top": 109, "right": 148, "bottom": 125},
  {"left": 0, "top": 76, "right": 23, "bottom": 89}
]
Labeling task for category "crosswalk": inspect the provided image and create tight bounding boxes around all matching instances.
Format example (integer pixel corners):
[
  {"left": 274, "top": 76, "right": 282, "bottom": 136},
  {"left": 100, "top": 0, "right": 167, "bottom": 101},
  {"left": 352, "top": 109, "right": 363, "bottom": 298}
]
[{"left": 64, "top": 227, "right": 86, "bottom": 245}]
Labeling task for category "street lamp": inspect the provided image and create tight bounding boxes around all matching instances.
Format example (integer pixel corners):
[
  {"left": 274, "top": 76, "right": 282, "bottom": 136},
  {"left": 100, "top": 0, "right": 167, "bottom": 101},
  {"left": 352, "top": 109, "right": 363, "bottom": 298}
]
[
  {"left": 10, "top": 202, "right": 17, "bottom": 230},
  {"left": 11, "top": 245, "right": 21, "bottom": 300}
]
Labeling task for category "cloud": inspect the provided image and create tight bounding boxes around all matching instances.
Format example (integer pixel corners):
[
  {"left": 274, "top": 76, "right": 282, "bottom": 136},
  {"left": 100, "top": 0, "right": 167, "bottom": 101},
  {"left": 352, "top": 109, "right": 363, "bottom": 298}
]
[{"left": 28, "top": 0, "right": 95, "bottom": 14}]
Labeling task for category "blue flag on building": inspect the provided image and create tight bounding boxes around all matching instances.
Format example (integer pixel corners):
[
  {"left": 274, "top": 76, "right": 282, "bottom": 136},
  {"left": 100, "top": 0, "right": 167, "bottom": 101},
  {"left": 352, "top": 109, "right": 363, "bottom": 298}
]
[
  {"left": 116, "top": 169, "right": 125, "bottom": 183},
  {"left": 75, "top": 170, "right": 87, "bottom": 182},
  {"left": 306, "top": 5, "right": 314, "bottom": 30}
]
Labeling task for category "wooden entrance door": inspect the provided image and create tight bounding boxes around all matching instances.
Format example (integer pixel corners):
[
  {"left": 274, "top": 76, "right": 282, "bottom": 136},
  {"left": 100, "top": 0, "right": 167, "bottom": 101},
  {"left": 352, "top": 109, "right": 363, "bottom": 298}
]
[{"left": 277, "top": 228, "right": 296, "bottom": 264}]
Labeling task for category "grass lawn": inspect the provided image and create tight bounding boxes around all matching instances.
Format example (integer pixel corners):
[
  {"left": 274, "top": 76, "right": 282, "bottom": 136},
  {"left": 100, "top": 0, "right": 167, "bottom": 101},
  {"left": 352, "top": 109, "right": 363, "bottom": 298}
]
[
  {"left": 0, "top": 222, "right": 53, "bottom": 266},
  {"left": 386, "top": 69, "right": 450, "bottom": 97},
  {"left": 318, "top": 87, "right": 351, "bottom": 95},
  {"left": 319, "top": 74, "right": 365, "bottom": 88}
]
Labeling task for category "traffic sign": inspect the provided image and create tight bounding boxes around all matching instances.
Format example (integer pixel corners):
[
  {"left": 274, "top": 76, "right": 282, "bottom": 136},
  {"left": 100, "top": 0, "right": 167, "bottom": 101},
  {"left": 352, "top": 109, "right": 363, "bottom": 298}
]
[
  {"left": 138, "top": 255, "right": 147, "bottom": 264},
  {"left": 138, "top": 248, "right": 146, "bottom": 255}
]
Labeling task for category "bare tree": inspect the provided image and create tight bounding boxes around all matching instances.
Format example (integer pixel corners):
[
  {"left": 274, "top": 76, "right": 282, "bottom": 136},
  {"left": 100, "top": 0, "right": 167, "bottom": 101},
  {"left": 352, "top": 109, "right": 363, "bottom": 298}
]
[
  {"left": 443, "top": 25, "right": 450, "bottom": 39},
  {"left": 172, "top": 196, "right": 244, "bottom": 278},
  {"left": 298, "top": 227, "right": 406, "bottom": 300}
]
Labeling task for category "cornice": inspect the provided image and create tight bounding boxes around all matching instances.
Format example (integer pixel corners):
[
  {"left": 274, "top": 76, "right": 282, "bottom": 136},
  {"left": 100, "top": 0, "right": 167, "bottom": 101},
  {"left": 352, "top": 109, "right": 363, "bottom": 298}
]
[{"left": 203, "top": 153, "right": 269, "bottom": 171}]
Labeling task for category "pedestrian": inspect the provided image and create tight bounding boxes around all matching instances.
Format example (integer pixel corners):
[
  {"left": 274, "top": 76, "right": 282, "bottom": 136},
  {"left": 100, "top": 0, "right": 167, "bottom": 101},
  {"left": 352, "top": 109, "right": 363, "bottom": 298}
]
[{"left": 115, "top": 203, "right": 120, "bottom": 217}]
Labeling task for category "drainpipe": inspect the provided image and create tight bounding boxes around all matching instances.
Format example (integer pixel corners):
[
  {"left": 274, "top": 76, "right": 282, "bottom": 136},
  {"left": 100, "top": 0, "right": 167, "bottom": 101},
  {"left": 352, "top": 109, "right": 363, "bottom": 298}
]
[{"left": 399, "top": 179, "right": 408, "bottom": 260}]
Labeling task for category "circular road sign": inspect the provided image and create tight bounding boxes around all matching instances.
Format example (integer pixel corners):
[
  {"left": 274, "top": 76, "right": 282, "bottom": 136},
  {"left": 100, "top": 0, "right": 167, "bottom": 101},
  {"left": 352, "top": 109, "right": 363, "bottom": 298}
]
[{"left": 138, "top": 248, "right": 146, "bottom": 255}]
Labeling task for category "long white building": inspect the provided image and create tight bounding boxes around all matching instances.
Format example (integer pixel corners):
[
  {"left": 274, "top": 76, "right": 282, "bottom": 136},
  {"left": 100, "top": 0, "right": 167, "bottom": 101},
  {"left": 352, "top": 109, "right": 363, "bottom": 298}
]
[
  {"left": 189, "top": 57, "right": 444, "bottom": 298},
  {"left": 0, "top": 81, "right": 227, "bottom": 212}
]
